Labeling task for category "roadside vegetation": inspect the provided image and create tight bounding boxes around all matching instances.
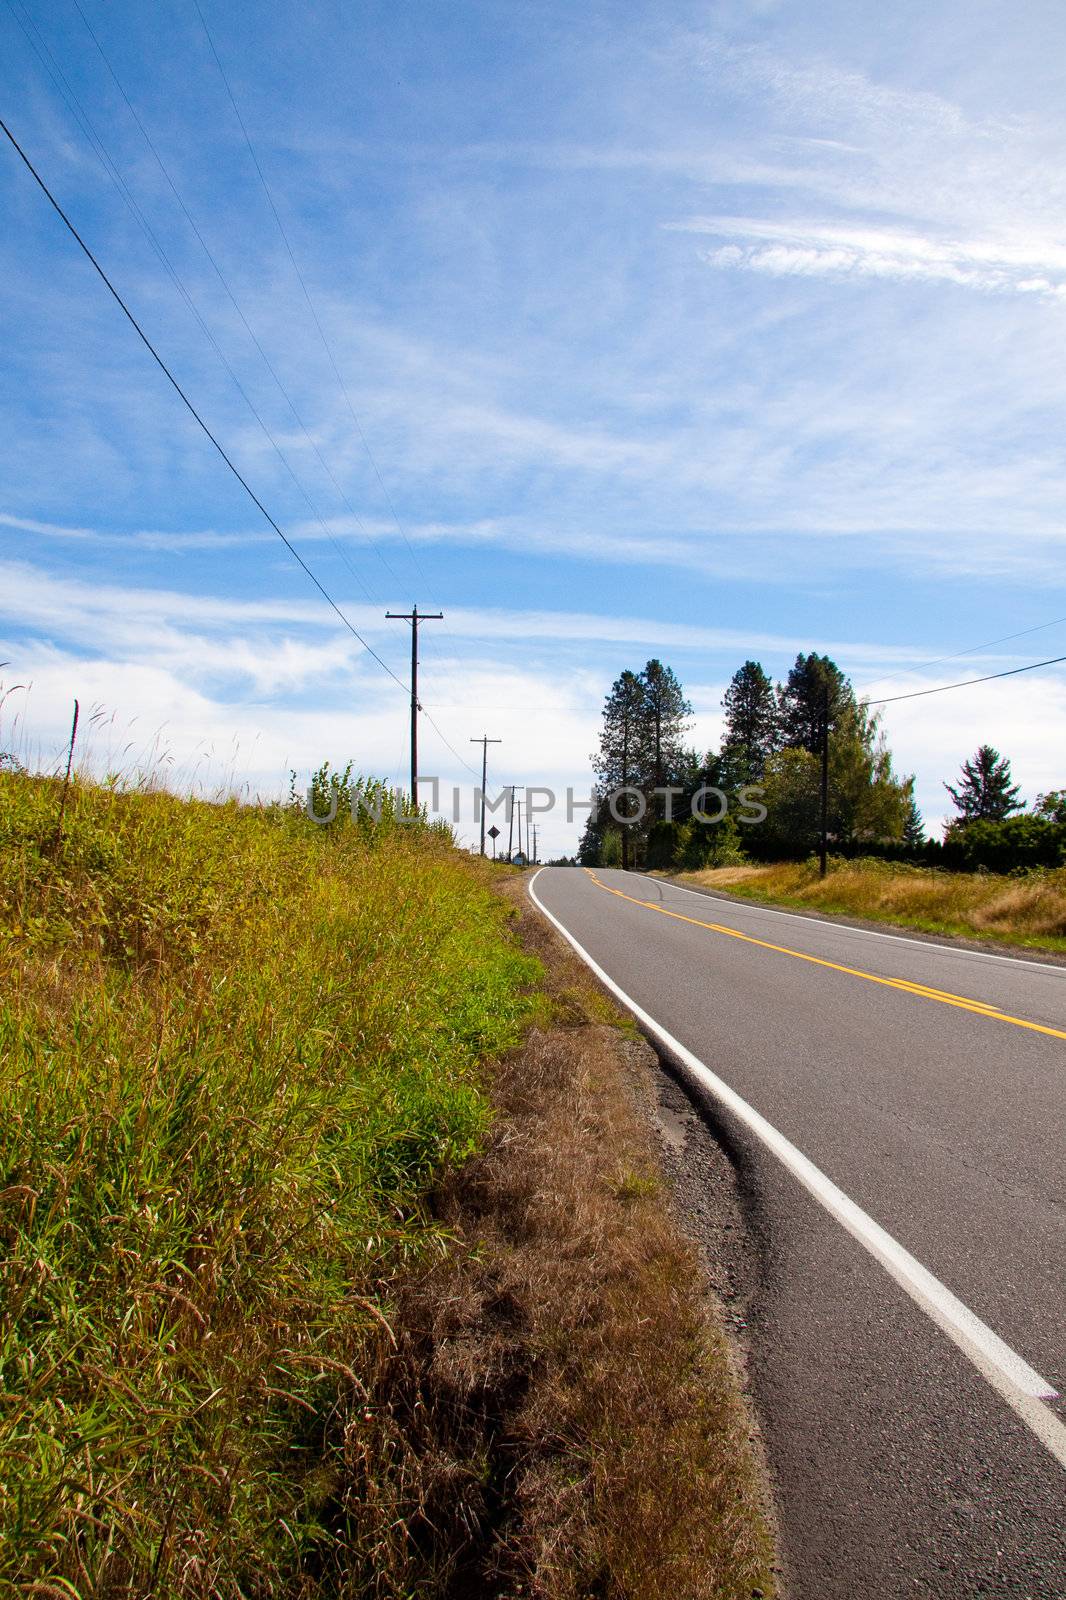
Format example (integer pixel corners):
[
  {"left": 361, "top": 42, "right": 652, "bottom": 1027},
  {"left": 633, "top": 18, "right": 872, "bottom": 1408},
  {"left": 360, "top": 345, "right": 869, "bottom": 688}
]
[
  {"left": 0, "top": 766, "right": 537, "bottom": 1593},
  {"left": 678, "top": 857, "right": 1066, "bottom": 952},
  {"left": 0, "top": 762, "right": 776, "bottom": 1596}
]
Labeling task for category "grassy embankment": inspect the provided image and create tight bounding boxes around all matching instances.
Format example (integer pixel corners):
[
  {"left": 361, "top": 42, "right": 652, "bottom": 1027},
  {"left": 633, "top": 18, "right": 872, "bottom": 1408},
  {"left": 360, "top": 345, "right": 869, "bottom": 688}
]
[
  {"left": 678, "top": 857, "right": 1066, "bottom": 952},
  {"left": 1, "top": 768, "right": 775, "bottom": 1598}
]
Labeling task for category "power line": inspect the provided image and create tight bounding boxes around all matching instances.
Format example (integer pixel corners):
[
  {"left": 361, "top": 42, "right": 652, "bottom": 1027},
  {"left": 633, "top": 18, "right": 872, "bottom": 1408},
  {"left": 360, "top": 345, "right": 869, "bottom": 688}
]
[
  {"left": 68, "top": 0, "right": 404, "bottom": 602},
  {"left": 0, "top": 113, "right": 410, "bottom": 695},
  {"left": 5, "top": 0, "right": 381, "bottom": 603},
  {"left": 190, "top": 0, "right": 479, "bottom": 701},
  {"left": 420, "top": 707, "right": 482, "bottom": 779},
  {"left": 856, "top": 614, "right": 1066, "bottom": 698},
  {"left": 865, "top": 653, "right": 1066, "bottom": 706},
  {"left": 190, "top": 0, "right": 437, "bottom": 600}
]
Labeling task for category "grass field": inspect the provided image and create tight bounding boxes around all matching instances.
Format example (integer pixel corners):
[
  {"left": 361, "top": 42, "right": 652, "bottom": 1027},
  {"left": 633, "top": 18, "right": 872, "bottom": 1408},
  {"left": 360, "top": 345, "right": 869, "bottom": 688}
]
[
  {"left": 0, "top": 770, "right": 539, "bottom": 1594},
  {"left": 678, "top": 857, "right": 1066, "bottom": 951}
]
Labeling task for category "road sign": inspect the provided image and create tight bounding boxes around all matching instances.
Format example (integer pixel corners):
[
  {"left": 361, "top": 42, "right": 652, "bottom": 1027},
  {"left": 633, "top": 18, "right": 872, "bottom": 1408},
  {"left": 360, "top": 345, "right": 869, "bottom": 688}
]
[{"left": 487, "top": 825, "right": 500, "bottom": 839}]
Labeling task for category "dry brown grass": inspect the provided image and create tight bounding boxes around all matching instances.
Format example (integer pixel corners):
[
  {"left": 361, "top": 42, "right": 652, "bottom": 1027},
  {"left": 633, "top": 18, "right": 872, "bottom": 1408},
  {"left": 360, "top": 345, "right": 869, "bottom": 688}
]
[
  {"left": 344, "top": 879, "right": 778, "bottom": 1598},
  {"left": 681, "top": 859, "right": 1066, "bottom": 950}
]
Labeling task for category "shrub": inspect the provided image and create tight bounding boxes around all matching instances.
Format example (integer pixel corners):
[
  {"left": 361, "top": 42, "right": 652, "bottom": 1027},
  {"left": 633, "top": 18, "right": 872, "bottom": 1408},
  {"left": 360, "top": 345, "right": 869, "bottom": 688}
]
[{"left": 941, "top": 814, "right": 1066, "bottom": 874}]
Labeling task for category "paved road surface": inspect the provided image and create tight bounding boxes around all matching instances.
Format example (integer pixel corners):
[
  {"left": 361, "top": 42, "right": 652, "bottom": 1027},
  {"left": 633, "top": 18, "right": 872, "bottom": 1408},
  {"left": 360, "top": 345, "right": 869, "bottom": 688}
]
[{"left": 530, "top": 866, "right": 1066, "bottom": 1599}]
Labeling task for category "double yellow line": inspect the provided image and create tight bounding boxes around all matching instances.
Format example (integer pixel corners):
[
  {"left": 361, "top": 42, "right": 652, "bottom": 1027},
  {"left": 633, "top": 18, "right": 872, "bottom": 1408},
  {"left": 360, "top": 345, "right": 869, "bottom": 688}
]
[{"left": 586, "top": 871, "right": 1066, "bottom": 1042}]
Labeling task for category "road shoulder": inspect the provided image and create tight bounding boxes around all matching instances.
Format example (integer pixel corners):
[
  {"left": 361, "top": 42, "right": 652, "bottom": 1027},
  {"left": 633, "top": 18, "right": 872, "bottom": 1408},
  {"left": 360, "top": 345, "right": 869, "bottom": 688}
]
[{"left": 450, "top": 871, "right": 783, "bottom": 1597}]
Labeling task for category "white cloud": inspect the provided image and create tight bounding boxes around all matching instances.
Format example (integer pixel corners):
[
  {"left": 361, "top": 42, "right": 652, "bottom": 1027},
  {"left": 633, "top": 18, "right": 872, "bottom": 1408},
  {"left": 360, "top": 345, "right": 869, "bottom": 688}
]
[
  {"left": 3, "top": 558, "right": 1016, "bottom": 679},
  {"left": 0, "top": 512, "right": 268, "bottom": 551},
  {"left": 673, "top": 216, "right": 1066, "bottom": 301}
]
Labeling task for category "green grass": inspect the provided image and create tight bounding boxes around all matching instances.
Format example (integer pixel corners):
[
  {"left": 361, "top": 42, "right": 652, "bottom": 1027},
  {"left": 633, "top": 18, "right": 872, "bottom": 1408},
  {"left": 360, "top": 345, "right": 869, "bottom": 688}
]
[
  {"left": 679, "top": 856, "right": 1066, "bottom": 952},
  {"left": 0, "top": 770, "right": 540, "bottom": 1596}
]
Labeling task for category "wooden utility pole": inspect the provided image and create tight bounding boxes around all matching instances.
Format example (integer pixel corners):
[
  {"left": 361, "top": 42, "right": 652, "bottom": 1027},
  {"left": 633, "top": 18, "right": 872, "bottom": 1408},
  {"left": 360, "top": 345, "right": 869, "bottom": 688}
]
[
  {"left": 385, "top": 605, "right": 443, "bottom": 808},
  {"left": 532, "top": 824, "right": 538, "bottom": 864},
  {"left": 506, "top": 784, "right": 516, "bottom": 860},
  {"left": 470, "top": 734, "right": 502, "bottom": 855},
  {"left": 819, "top": 684, "right": 830, "bottom": 879}
]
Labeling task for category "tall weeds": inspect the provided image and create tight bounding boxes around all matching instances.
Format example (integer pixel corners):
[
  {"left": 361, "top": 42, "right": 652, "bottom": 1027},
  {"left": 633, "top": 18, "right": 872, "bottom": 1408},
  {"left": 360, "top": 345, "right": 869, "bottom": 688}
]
[{"left": 0, "top": 769, "right": 539, "bottom": 1594}]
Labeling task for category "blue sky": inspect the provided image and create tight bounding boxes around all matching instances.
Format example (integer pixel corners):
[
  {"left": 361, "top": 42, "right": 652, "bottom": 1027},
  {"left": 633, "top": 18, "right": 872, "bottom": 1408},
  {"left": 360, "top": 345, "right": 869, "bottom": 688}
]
[{"left": 4, "top": 0, "right": 1066, "bottom": 853}]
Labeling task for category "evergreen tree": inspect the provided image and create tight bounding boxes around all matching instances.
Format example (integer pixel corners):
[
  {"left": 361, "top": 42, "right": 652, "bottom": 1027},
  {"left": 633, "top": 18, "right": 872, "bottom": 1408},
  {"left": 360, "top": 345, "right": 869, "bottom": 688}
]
[
  {"left": 576, "top": 800, "right": 607, "bottom": 866},
  {"left": 721, "top": 660, "right": 777, "bottom": 782},
  {"left": 640, "top": 659, "right": 692, "bottom": 803},
  {"left": 902, "top": 794, "right": 925, "bottom": 852},
  {"left": 945, "top": 745, "right": 1022, "bottom": 821},
  {"left": 776, "top": 653, "right": 853, "bottom": 755},
  {"left": 591, "top": 670, "right": 647, "bottom": 869}
]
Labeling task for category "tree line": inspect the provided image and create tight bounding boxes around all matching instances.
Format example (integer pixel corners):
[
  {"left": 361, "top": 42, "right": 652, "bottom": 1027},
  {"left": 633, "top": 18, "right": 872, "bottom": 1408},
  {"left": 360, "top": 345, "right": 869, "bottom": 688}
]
[{"left": 579, "top": 655, "right": 1062, "bottom": 874}]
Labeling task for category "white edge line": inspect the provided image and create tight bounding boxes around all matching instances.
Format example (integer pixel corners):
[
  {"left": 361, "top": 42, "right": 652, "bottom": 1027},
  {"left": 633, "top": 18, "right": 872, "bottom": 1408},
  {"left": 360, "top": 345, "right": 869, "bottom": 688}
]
[
  {"left": 628, "top": 870, "right": 1066, "bottom": 976},
  {"left": 528, "top": 867, "right": 1066, "bottom": 1473}
]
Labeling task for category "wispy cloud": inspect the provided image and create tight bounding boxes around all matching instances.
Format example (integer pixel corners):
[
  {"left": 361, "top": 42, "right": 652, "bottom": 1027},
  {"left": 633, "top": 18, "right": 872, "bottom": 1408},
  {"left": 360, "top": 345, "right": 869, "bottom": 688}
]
[
  {"left": 0, "top": 512, "right": 268, "bottom": 550},
  {"left": 673, "top": 40, "right": 1066, "bottom": 306},
  {"left": 1, "top": 560, "right": 1048, "bottom": 689},
  {"left": 673, "top": 217, "right": 1066, "bottom": 301}
]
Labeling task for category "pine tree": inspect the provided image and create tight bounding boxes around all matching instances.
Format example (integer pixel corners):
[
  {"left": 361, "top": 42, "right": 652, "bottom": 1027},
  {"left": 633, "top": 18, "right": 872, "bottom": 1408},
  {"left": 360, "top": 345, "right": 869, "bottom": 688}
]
[
  {"left": 592, "top": 670, "right": 647, "bottom": 869},
  {"left": 902, "top": 795, "right": 925, "bottom": 852},
  {"left": 945, "top": 745, "right": 1022, "bottom": 821},
  {"left": 576, "top": 802, "right": 606, "bottom": 866},
  {"left": 640, "top": 659, "right": 692, "bottom": 802},
  {"left": 776, "top": 653, "right": 853, "bottom": 756},
  {"left": 721, "top": 660, "right": 777, "bottom": 782}
]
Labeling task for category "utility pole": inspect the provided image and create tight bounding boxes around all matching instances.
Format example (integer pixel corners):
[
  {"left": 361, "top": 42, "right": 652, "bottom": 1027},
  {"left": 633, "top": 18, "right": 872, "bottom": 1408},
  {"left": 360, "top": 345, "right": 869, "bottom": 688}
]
[
  {"left": 385, "top": 605, "right": 443, "bottom": 809},
  {"left": 506, "top": 784, "right": 516, "bottom": 860},
  {"left": 515, "top": 798, "right": 523, "bottom": 859},
  {"left": 819, "top": 684, "right": 830, "bottom": 879},
  {"left": 470, "top": 735, "right": 502, "bottom": 855},
  {"left": 532, "top": 824, "right": 538, "bottom": 864}
]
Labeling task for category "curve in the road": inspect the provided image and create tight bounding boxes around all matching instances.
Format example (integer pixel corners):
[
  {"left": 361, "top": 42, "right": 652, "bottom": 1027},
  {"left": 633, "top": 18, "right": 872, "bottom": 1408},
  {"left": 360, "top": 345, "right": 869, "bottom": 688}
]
[
  {"left": 585, "top": 870, "right": 1066, "bottom": 1042},
  {"left": 528, "top": 867, "right": 1066, "bottom": 1473}
]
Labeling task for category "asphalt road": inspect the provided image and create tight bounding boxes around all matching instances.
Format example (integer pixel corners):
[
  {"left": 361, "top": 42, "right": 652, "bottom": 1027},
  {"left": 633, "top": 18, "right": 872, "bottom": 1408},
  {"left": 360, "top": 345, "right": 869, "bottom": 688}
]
[{"left": 530, "top": 866, "right": 1066, "bottom": 1600}]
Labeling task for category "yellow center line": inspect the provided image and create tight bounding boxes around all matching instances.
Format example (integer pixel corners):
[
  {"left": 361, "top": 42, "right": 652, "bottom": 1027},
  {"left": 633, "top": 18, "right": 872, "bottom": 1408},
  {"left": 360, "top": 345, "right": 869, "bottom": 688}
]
[{"left": 584, "top": 871, "right": 1066, "bottom": 1042}]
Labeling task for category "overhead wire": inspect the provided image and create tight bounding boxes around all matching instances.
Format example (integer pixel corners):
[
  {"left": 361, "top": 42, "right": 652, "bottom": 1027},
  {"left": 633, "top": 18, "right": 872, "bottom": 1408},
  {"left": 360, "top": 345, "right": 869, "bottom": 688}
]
[
  {"left": 0, "top": 112, "right": 411, "bottom": 694},
  {"left": 864, "top": 652, "right": 1066, "bottom": 706},
  {"left": 6, "top": 0, "right": 386, "bottom": 606},
  {"left": 68, "top": 0, "right": 405, "bottom": 603},
  {"left": 420, "top": 707, "right": 483, "bottom": 779},
  {"left": 190, "top": 0, "right": 495, "bottom": 759},
  {"left": 190, "top": 0, "right": 438, "bottom": 598},
  {"left": 856, "top": 613, "right": 1066, "bottom": 698}
]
